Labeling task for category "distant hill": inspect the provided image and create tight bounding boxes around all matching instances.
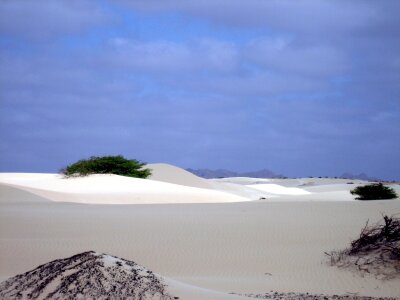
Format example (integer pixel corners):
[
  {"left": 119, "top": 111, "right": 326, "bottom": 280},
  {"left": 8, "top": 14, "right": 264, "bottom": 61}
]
[
  {"left": 186, "top": 168, "right": 285, "bottom": 179},
  {"left": 186, "top": 168, "right": 383, "bottom": 181},
  {"left": 241, "top": 169, "right": 285, "bottom": 178},
  {"left": 341, "top": 172, "right": 379, "bottom": 181}
]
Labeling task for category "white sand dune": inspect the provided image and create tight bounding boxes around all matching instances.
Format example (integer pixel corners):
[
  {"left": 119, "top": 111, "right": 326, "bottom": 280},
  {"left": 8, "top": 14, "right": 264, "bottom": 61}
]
[
  {"left": 212, "top": 177, "right": 272, "bottom": 185},
  {"left": 1, "top": 184, "right": 399, "bottom": 298},
  {"left": 1, "top": 168, "right": 400, "bottom": 299},
  {"left": 215, "top": 177, "right": 368, "bottom": 188},
  {"left": 246, "top": 183, "right": 311, "bottom": 196},
  {"left": 271, "top": 178, "right": 367, "bottom": 187},
  {"left": 147, "top": 165, "right": 280, "bottom": 200},
  {"left": 148, "top": 163, "right": 215, "bottom": 189},
  {"left": 0, "top": 250, "right": 247, "bottom": 300},
  {"left": 208, "top": 181, "right": 278, "bottom": 200},
  {"left": 0, "top": 173, "right": 249, "bottom": 204},
  {"left": 302, "top": 183, "right": 361, "bottom": 193},
  {"left": 213, "top": 177, "right": 390, "bottom": 201},
  {"left": 143, "top": 165, "right": 389, "bottom": 202},
  {"left": 0, "top": 183, "right": 51, "bottom": 204}
]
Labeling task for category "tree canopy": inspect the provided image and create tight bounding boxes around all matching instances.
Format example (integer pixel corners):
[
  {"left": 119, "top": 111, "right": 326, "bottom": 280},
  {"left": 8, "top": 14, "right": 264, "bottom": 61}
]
[
  {"left": 62, "top": 155, "right": 152, "bottom": 178},
  {"left": 350, "top": 183, "right": 398, "bottom": 200}
]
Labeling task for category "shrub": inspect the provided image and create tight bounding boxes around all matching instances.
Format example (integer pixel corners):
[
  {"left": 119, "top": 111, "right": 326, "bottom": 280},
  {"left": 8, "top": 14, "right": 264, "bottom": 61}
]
[
  {"left": 62, "top": 155, "right": 152, "bottom": 178},
  {"left": 348, "top": 215, "right": 400, "bottom": 256},
  {"left": 350, "top": 183, "right": 398, "bottom": 200},
  {"left": 326, "top": 215, "right": 400, "bottom": 279}
]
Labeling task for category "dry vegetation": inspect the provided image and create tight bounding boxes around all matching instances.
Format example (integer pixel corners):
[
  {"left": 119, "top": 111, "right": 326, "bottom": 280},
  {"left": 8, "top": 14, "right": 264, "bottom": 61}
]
[{"left": 326, "top": 215, "right": 400, "bottom": 279}]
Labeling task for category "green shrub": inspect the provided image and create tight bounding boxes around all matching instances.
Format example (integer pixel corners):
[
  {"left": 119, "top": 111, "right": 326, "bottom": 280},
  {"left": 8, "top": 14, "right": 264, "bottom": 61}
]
[
  {"left": 350, "top": 183, "right": 398, "bottom": 200},
  {"left": 62, "top": 155, "right": 152, "bottom": 178}
]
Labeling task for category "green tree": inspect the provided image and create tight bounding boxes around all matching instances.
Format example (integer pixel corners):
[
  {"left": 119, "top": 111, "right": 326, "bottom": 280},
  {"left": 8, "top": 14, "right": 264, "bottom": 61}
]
[
  {"left": 350, "top": 183, "right": 398, "bottom": 200},
  {"left": 62, "top": 155, "right": 152, "bottom": 178}
]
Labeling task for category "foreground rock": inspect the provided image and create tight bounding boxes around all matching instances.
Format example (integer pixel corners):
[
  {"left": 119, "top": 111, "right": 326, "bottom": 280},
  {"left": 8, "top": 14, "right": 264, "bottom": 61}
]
[{"left": 0, "top": 251, "right": 175, "bottom": 300}]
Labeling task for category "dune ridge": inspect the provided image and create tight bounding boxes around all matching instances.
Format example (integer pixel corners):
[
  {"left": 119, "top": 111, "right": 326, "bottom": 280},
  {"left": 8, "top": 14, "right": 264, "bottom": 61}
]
[
  {"left": 0, "top": 251, "right": 250, "bottom": 300},
  {"left": 245, "top": 183, "right": 311, "bottom": 195},
  {"left": 0, "top": 173, "right": 249, "bottom": 204},
  {"left": 148, "top": 163, "right": 214, "bottom": 189},
  {"left": 1, "top": 165, "right": 400, "bottom": 299},
  {"left": 1, "top": 250, "right": 398, "bottom": 300}
]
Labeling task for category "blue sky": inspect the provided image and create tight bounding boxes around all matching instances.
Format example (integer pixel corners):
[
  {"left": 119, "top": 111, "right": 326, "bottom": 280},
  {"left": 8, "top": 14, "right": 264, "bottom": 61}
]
[{"left": 0, "top": 0, "right": 399, "bottom": 180}]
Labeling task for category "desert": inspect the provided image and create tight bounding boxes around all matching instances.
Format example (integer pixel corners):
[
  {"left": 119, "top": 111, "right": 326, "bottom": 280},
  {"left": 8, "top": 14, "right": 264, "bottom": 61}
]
[
  {"left": 1, "top": 163, "right": 399, "bottom": 299},
  {"left": 2, "top": 1, "right": 400, "bottom": 299}
]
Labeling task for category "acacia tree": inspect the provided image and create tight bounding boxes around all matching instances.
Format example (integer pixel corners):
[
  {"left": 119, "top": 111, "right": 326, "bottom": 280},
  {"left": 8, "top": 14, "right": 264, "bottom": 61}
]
[
  {"left": 350, "top": 183, "right": 398, "bottom": 200},
  {"left": 62, "top": 155, "right": 152, "bottom": 178}
]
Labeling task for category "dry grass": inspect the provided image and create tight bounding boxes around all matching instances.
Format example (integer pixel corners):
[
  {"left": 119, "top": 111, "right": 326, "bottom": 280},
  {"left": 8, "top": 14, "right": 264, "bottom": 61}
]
[{"left": 326, "top": 215, "right": 400, "bottom": 279}]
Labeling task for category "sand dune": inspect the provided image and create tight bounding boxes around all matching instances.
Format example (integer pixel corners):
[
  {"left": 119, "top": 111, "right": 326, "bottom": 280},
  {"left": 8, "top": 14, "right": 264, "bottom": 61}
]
[
  {"left": 147, "top": 165, "right": 282, "bottom": 200},
  {"left": 148, "top": 163, "right": 214, "bottom": 189},
  {"left": 209, "top": 177, "right": 363, "bottom": 200},
  {"left": 270, "top": 178, "right": 367, "bottom": 187},
  {"left": 1, "top": 169, "right": 400, "bottom": 299},
  {"left": 208, "top": 181, "right": 278, "bottom": 200},
  {"left": 0, "top": 250, "right": 249, "bottom": 300},
  {"left": 0, "top": 173, "right": 249, "bottom": 204},
  {"left": 1, "top": 188, "right": 400, "bottom": 297},
  {"left": 1, "top": 250, "right": 396, "bottom": 300},
  {"left": 246, "top": 183, "right": 311, "bottom": 195},
  {"left": 212, "top": 177, "right": 272, "bottom": 185},
  {"left": 0, "top": 183, "right": 50, "bottom": 204}
]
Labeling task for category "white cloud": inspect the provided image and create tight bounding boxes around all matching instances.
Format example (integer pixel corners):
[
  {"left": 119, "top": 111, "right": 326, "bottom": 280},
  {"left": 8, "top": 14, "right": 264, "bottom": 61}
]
[
  {"left": 103, "top": 38, "right": 239, "bottom": 74},
  {"left": 245, "top": 37, "right": 347, "bottom": 76},
  {"left": 117, "top": 0, "right": 377, "bottom": 34},
  {"left": 0, "top": 0, "right": 111, "bottom": 40}
]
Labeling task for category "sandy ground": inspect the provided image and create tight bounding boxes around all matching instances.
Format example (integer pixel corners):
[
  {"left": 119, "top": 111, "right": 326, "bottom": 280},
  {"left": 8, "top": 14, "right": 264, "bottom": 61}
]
[
  {"left": 0, "top": 172, "right": 249, "bottom": 204},
  {"left": 147, "top": 163, "right": 215, "bottom": 189},
  {"left": 1, "top": 166, "right": 400, "bottom": 299}
]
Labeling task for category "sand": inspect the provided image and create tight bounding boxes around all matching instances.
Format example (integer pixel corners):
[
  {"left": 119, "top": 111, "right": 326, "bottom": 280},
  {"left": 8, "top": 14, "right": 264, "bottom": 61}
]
[
  {"left": 147, "top": 163, "right": 214, "bottom": 189},
  {"left": 245, "top": 183, "right": 311, "bottom": 195},
  {"left": 0, "top": 172, "right": 249, "bottom": 204},
  {"left": 1, "top": 168, "right": 400, "bottom": 299}
]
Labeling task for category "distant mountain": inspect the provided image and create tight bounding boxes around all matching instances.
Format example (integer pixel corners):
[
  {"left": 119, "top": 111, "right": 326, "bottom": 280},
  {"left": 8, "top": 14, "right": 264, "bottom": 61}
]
[
  {"left": 186, "top": 168, "right": 237, "bottom": 178},
  {"left": 341, "top": 172, "right": 379, "bottom": 181},
  {"left": 186, "top": 168, "right": 285, "bottom": 179},
  {"left": 241, "top": 168, "right": 285, "bottom": 178}
]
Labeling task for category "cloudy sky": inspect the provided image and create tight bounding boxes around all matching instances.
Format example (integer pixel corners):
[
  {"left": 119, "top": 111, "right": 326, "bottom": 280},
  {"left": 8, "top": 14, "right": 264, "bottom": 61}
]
[{"left": 0, "top": 1, "right": 399, "bottom": 180}]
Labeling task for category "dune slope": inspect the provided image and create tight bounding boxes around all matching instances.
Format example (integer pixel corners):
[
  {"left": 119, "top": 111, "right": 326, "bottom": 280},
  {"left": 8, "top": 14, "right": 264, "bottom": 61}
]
[
  {"left": 0, "top": 251, "right": 248, "bottom": 300},
  {"left": 0, "top": 251, "right": 174, "bottom": 299},
  {"left": 0, "top": 184, "right": 50, "bottom": 204},
  {"left": 147, "top": 163, "right": 214, "bottom": 189},
  {"left": 0, "top": 173, "right": 249, "bottom": 204}
]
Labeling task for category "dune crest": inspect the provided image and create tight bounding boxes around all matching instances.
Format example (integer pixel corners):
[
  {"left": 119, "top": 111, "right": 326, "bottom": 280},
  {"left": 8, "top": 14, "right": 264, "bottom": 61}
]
[
  {"left": 246, "top": 183, "right": 311, "bottom": 195},
  {"left": 147, "top": 163, "right": 214, "bottom": 189},
  {"left": 0, "top": 173, "right": 249, "bottom": 204}
]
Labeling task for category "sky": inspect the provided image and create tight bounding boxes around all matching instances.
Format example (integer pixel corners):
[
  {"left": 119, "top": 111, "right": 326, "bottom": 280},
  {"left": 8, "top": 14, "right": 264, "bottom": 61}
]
[{"left": 0, "top": 0, "right": 399, "bottom": 180}]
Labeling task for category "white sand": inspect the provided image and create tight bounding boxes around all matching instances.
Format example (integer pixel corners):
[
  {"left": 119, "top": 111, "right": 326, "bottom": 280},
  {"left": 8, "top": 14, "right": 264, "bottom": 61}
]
[
  {"left": 212, "top": 177, "right": 272, "bottom": 185},
  {"left": 1, "top": 168, "right": 400, "bottom": 299},
  {"left": 148, "top": 163, "right": 215, "bottom": 189},
  {"left": 245, "top": 183, "right": 311, "bottom": 195},
  {"left": 0, "top": 173, "right": 249, "bottom": 204}
]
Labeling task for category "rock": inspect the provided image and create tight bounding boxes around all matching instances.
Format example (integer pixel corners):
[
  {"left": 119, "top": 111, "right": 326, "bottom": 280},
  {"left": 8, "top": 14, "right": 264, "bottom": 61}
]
[{"left": 0, "top": 251, "right": 174, "bottom": 300}]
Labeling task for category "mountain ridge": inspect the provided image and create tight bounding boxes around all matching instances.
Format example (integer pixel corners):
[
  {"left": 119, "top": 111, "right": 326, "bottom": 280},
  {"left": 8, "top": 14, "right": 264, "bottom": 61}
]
[
  {"left": 186, "top": 168, "right": 285, "bottom": 179},
  {"left": 187, "top": 168, "right": 384, "bottom": 181}
]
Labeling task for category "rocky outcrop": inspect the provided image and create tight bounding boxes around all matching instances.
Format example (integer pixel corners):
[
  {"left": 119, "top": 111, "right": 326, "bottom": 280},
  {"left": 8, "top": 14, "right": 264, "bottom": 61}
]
[{"left": 0, "top": 251, "right": 175, "bottom": 300}]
